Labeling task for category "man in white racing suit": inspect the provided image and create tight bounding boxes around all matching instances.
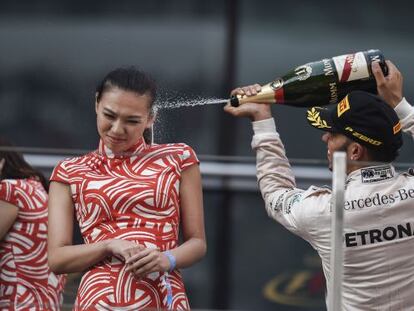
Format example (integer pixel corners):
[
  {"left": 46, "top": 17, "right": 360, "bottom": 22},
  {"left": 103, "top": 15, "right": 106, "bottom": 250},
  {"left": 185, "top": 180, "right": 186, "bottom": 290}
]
[{"left": 224, "top": 60, "right": 414, "bottom": 310}]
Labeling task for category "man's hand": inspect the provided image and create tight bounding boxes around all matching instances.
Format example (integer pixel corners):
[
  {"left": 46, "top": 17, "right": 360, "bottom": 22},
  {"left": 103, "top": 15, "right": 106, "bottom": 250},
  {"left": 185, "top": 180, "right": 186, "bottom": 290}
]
[
  {"left": 372, "top": 60, "right": 403, "bottom": 108},
  {"left": 224, "top": 84, "right": 272, "bottom": 121}
]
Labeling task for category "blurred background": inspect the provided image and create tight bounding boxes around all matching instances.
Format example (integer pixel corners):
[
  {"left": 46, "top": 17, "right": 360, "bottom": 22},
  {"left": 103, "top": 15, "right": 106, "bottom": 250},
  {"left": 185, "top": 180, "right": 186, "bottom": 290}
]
[{"left": 1, "top": 0, "right": 413, "bottom": 310}]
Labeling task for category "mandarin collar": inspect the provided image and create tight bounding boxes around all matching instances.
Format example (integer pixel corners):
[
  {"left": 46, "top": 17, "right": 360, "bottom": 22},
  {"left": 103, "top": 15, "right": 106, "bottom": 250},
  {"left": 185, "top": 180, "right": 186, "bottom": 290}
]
[
  {"left": 87, "top": 138, "right": 149, "bottom": 170},
  {"left": 97, "top": 137, "right": 148, "bottom": 159}
]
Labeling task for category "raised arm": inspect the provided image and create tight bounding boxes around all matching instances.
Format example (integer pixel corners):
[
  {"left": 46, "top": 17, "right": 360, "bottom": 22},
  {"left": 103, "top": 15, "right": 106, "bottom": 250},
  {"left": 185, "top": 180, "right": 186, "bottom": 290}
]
[
  {"left": 224, "top": 84, "right": 331, "bottom": 237},
  {"left": 47, "top": 181, "right": 141, "bottom": 274},
  {"left": 224, "top": 85, "right": 296, "bottom": 206},
  {"left": 373, "top": 60, "right": 414, "bottom": 138}
]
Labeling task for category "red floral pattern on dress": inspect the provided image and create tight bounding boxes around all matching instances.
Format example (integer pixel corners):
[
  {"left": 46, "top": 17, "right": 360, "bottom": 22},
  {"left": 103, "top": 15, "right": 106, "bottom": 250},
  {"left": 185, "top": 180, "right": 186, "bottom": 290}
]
[
  {"left": 50, "top": 138, "right": 198, "bottom": 310},
  {"left": 0, "top": 178, "right": 66, "bottom": 310}
]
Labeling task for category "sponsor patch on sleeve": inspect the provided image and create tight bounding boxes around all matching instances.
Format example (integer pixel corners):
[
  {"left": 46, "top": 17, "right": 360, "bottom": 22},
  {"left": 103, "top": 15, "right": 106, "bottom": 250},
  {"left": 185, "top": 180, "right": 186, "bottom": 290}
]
[
  {"left": 284, "top": 192, "right": 303, "bottom": 214},
  {"left": 270, "top": 190, "right": 304, "bottom": 215},
  {"left": 270, "top": 190, "right": 290, "bottom": 214}
]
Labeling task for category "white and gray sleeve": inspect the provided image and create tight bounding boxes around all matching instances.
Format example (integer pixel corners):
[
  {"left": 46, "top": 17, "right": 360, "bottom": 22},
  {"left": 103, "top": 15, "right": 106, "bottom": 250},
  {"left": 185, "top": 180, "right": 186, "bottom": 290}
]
[
  {"left": 250, "top": 118, "right": 332, "bottom": 238},
  {"left": 395, "top": 98, "right": 414, "bottom": 139},
  {"left": 251, "top": 118, "right": 305, "bottom": 233}
]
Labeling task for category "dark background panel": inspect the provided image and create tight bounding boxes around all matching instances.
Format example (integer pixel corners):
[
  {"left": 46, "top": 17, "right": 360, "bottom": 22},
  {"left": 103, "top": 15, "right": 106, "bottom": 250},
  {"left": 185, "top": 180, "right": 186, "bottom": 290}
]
[{"left": 1, "top": 0, "right": 413, "bottom": 161}]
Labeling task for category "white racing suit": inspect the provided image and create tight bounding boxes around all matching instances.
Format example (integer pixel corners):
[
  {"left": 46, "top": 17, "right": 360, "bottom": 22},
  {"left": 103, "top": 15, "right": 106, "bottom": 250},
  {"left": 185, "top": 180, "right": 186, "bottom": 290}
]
[{"left": 252, "top": 98, "right": 414, "bottom": 310}]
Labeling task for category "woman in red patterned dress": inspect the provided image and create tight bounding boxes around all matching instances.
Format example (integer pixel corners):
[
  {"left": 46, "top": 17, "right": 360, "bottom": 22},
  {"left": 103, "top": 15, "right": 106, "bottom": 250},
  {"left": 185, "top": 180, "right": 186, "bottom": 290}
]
[
  {"left": 0, "top": 138, "right": 66, "bottom": 310},
  {"left": 48, "top": 67, "right": 206, "bottom": 310}
]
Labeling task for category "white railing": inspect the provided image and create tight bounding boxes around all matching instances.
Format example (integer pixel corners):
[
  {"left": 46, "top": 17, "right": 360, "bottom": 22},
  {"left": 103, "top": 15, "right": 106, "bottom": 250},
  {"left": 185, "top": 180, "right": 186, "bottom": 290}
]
[
  {"left": 328, "top": 152, "right": 346, "bottom": 311},
  {"left": 23, "top": 153, "right": 332, "bottom": 191}
]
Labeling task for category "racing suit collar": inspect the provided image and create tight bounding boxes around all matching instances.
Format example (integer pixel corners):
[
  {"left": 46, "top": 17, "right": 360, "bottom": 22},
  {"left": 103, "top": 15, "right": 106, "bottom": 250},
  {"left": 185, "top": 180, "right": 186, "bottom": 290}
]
[{"left": 346, "top": 164, "right": 395, "bottom": 185}]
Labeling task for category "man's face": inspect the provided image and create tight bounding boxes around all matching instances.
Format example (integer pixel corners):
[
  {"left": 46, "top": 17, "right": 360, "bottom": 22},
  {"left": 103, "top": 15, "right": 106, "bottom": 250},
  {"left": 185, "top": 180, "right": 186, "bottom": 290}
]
[{"left": 321, "top": 132, "right": 351, "bottom": 171}]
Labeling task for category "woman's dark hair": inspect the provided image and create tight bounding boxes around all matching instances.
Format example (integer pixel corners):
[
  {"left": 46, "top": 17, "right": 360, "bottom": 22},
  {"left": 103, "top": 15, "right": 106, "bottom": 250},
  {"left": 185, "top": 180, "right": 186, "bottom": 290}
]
[
  {"left": 95, "top": 67, "right": 157, "bottom": 144},
  {"left": 0, "top": 137, "right": 49, "bottom": 191}
]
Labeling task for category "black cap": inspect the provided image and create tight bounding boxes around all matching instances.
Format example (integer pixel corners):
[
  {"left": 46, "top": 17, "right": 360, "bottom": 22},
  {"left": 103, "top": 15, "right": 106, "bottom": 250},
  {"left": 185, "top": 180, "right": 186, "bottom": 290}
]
[{"left": 306, "top": 91, "right": 403, "bottom": 153}]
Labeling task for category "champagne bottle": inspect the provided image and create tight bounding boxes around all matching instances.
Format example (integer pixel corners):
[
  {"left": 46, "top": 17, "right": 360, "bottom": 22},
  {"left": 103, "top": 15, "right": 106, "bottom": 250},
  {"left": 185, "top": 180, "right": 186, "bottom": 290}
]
[{"left": 230, "top": 49, "right": 388, "bottom": 107}]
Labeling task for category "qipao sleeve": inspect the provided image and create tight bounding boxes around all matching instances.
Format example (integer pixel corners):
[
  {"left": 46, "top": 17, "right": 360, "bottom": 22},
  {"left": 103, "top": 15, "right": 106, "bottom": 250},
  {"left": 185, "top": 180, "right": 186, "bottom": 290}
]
[
  {"left": 50, "top": 160, "right": 71, "bottom": 184},
  {"left": 0, "top": 179, "right": 17, "bottom": 205},
  {"left": 179, "top": 144, "right": 199, "bottom": 171}
]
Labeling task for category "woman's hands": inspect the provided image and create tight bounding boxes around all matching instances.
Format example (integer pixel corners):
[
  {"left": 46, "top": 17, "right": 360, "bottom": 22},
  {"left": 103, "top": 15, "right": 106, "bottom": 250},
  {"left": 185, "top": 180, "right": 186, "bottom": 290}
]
[
  {"left": 106, "top": 239, "right": 144, "bottom": 262},
  {"left": 107, "top": 240, "right": 172, "bottom": 278},
  {"left": 125, "top": 248, "right": 171, "bottom": 278}
]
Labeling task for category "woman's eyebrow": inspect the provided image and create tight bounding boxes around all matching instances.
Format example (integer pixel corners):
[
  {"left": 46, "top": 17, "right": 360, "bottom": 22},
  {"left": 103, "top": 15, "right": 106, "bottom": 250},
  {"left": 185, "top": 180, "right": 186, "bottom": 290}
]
[{"left": 103, "top": 108, "right": 142, "bottom": 119}]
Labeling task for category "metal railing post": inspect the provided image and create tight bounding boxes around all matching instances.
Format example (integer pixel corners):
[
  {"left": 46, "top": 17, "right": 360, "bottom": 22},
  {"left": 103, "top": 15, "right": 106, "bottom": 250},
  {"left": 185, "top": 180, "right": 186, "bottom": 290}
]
[{"left": 328, "top": 151, "right": 346, "bottom": 310}]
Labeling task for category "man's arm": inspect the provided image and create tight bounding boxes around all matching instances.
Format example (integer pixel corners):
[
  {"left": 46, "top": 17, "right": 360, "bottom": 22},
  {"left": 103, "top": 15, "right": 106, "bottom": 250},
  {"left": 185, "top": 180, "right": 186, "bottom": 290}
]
[
  {"left": 395, "top": 98, "right": 414, "bottom": 138},
  {"left": 372, "top": 60, "right": 414, "bottom": 138},
  {"left": 224, "top": 85, "right": 310, "bottom": 233},
  {"left": 223, "top": 84, "right": 295, "bottom": 200},
  {"left": 251, "top": 118, "right": 296, "bottom": 211}
]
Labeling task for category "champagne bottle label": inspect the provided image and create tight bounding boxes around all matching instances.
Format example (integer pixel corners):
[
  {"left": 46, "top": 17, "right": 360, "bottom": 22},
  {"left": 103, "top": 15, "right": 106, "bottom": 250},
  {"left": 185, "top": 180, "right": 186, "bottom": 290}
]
[{"left": 332, "top": 52, "right": 369, "bottom": 82}]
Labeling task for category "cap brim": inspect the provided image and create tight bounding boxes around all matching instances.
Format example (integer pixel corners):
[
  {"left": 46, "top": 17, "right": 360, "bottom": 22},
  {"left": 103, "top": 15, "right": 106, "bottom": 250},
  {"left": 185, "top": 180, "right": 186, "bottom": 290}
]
[{"left": 306, "top": 107, "right": 334, "bottom": 132}]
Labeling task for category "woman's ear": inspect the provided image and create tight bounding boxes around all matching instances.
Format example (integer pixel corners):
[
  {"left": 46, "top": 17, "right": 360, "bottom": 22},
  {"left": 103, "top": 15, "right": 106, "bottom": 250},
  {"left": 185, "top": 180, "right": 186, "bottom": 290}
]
[{"left": 0, "top": 158, "right": 5, "bottom": 174}]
